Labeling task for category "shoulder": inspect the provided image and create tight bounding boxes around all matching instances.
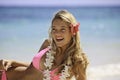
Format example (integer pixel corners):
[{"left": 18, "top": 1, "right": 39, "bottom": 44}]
[
  {"left": 38, "top": 39, "right": 50, "bottom": 52},
  {"left": 36, "top": 47, "right": 50, "bottom": 57}
]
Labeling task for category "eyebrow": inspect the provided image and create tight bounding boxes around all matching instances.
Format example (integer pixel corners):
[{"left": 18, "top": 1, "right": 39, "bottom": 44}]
[{"left": 52, "top": 26, "right": 68, "bottom": 28}]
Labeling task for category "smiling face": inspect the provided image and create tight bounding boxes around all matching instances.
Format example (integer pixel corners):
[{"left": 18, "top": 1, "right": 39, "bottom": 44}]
[{"left": 51, "top": 19, "right": 72, "bottom": 48}]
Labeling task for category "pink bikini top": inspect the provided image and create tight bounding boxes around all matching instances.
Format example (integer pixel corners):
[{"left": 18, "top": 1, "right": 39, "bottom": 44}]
[
  {"left": 32, "top": 47, "right": 60, "bottom": 80},
  {"left": 0, "top": 48, "right": 59, "bottom": 80},
  {"left": 0, "top": 70, "right": 7, "bottom": 80}
]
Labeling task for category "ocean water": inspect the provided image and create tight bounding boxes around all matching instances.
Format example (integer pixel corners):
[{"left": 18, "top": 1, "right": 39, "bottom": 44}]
[{"left": 0, "top": 6, "right": 120, "bottom": 80}]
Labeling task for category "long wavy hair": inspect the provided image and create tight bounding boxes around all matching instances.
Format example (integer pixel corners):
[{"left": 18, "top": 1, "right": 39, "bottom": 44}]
[{"left": 49, "top": 10, "right": 89, "bottom": 80}]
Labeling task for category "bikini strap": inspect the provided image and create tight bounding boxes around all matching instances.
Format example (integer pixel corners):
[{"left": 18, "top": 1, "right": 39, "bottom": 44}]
[
  {"left": 0, "top": 70, "right": 7, "bottom": 80},
  {"left": 32, "top": 47, "right": 50, "bottom": 70}
]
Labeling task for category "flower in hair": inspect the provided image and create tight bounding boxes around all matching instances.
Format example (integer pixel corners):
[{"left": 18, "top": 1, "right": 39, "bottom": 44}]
[{"left": 70, "top": 23, "right": 80, "bottom": 35}]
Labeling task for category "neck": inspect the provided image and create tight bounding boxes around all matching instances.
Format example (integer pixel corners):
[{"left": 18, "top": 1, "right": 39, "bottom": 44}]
[
  {"left": 58, "top": 42, "right": 70, "bottom": 54},
  {"left": 61, "top": 46, "right": 67, "bottom": 54}
]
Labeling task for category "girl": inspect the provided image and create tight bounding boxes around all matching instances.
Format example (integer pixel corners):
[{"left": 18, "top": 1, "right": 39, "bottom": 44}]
[{"left": 0, "top": 10, "right": 89, "bottom": 80}]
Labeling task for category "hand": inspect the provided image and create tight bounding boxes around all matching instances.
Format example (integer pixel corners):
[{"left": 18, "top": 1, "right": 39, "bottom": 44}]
[{"left": 0, "top": 59, "right": 13, "bottom": 71}]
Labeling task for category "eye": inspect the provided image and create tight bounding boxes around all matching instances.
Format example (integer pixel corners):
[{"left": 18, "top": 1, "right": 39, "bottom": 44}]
[
  {"left": 52, "top": 28, "right": 56, "bottom": 33},
  {"left": 61, "top": 28, "right": 66, "bottom": 32}
]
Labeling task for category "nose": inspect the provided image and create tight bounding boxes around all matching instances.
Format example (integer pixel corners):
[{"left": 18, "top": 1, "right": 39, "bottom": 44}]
[{"left": 54, "top": 31, "right": 62, "bottom": 36}]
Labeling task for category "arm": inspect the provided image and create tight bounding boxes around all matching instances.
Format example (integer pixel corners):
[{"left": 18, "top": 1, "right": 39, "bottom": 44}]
[
  {"left": 0, "top": 39, "right": 49, "bottom": 70},
  {"left": 0, "top": 39, "right": 49, "bottom": 71},
  {"left": 0, "top": 59, "right": 30, "bottom": 70},
  {"left": 10, "top": 60, "right": 30, "bottom": 67}
]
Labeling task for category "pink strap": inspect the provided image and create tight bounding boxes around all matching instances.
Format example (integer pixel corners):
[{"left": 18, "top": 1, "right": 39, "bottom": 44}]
[
  {"left": 50, "top": 68, "right": 60, "bottom": 80},
  {"left": 32, "top": 47, "right": 61, "bottom": 80},
  {"left": 32, "top": 48, "right": 50, "bottom": 70},
  {"left": 0, "top": 70, "right": 7, "bottom": 80}
]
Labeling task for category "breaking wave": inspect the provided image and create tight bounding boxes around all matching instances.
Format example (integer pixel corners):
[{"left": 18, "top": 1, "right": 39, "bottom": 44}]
[{"left": 87, "top": 63, "right": 120, "bottom": 80}]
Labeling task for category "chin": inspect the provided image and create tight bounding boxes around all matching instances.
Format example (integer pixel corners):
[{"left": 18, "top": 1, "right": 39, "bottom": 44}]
[
  {"left": 56, "top": 44, "right": 66, "bottom": 48},
  {"left": 56, "top": 44, "right": 63, "bottom": 47},
  {"left": 56, "top": 45, "right": 62, "bottom": 47}
]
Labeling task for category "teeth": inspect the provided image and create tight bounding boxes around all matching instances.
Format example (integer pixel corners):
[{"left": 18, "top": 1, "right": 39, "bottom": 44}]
[
  {"left": 56, "top": 38, "right": 64, "bottom": 41},
  {"left": 56, "top": 37, "right": 63, "bottom": 39}
]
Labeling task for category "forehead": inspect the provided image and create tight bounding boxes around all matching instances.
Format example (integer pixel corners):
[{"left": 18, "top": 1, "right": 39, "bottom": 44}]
[{"left": 52, "top": 19, "right": 68, "bottom": 28}]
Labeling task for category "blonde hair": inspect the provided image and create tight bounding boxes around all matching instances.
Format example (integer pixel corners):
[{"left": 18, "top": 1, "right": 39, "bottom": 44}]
[{"left": 49, "top": 10, "right": 89, "bottom": 80}]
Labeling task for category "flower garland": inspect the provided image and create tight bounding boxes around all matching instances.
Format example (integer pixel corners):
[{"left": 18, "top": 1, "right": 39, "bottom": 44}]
[{"left": 43, "top": 47, "right": 70, "bottom": 80}]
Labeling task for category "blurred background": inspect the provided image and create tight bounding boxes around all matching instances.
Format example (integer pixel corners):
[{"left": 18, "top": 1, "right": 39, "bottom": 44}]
[{"left": 0, "top": 0, "right": 120, "bottom": 80}]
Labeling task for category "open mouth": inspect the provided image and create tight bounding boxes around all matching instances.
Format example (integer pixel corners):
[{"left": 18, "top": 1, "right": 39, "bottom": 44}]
[{"left": 56, "top": 38, "right": 64, "bottom": 42}]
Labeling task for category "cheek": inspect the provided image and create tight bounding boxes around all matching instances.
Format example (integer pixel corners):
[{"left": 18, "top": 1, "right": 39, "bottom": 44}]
[
  {"left": 68, "top": 36, "right": 72, "bottom": 41},
  {"left": 65, "top": 33, "right": 72, "bottom": 40},
  {"left": 51, "top": 34, "right": 56, "bottom": 40}
]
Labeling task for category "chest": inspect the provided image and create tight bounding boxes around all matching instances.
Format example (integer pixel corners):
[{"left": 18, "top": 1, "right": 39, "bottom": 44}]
[{"left": 40, "top": 53, "right": 64, "bottom": 71}]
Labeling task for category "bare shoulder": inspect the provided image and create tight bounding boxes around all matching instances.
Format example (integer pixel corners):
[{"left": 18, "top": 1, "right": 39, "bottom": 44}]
[{"left": 38, "top": 39, "right": 50, "bottom": 52}]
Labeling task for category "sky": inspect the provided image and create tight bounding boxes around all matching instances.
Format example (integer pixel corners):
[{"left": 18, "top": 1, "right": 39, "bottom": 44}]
[{"left": 0, "top": 0, "right": 120, "bottom": 6}]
